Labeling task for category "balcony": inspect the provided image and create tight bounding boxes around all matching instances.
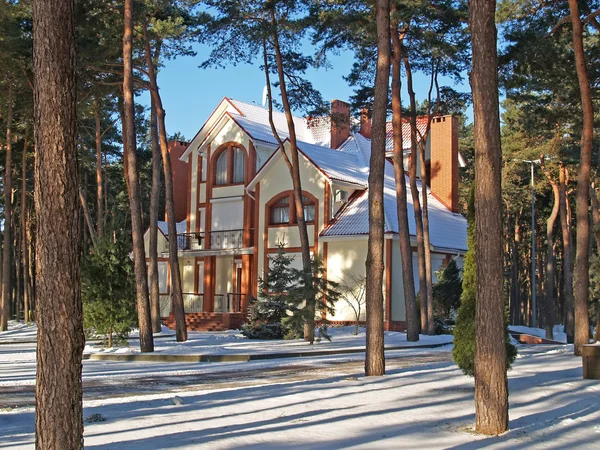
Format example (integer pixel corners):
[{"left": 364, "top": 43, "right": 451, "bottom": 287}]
[{"left": 176, "top": 229, "right": 252, "bottom": 252}]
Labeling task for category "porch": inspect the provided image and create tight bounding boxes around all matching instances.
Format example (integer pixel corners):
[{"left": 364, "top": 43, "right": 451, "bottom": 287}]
[{"left": 160, "top": 292, "right": 248, "bottom": 332}]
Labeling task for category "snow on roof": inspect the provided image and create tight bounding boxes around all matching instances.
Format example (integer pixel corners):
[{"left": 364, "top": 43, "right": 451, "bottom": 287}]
[
  {"left": 323, "top": 133, "right": 468, "bottom": 252},
  {"left": 297, "top": 141, "right": 368, "bottom": 187},
  {"left": 229, "top": 99, "right": 331, "bottom": 147}
]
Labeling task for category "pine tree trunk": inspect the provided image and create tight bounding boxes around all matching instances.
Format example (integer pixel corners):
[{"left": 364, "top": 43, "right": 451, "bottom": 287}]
[
  {"left": 1, "top": 79, "right": 14, "bottom": 331},
  {"left": 591, "top": 184, "right": 600, "bottom": 342},
  {"left": 269, "top": 10, "right": 315, "bottom": 343},
  {"left": 123, "top": 0, "right": 153, "bottom": 353},
  {"left": 419, "top": 139, "right": 434, "bottom": 335},
  {"left": 510, "top": 216, "right": 521, "bottom": 325},
  {"left": 541, "top": 164, "right": 559, "bottom": 340},
  {"left": 79, "top": 187, "right": 97, "bottom": 248},
  {"left": 390, "top": 18, "right": 419, "bottom": 342},
  {"left": 32, "top": 0, "right": 84, "bottom": 446},
  {"left": 148, "top": 94, "right": 162, "bottom": 333},
  {"left": 364, "top": 0, "right": 390, "bottom": 376},
  {"left": 404, "top": 56, "right": 428, "bottom": 333},
  {"left": 95, "top": 97, "right": 104, "bottom": 237},
  {"left": 568, "top": 0, "right": 593, "bottom": 356},
  {"left": 559, "top": 163, "right": 574, "bottom": 343},
  {"left": 21, "top": 131, "right": 29, "bottom": 323},
  {"left": 142, "top": 21, "right": 186, "bottom": 342},
  {"left": 470, "top": 0, "right": 509, "bottom": 435}
]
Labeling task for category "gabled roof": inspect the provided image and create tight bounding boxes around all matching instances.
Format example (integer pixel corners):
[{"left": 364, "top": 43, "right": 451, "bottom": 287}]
[
  {"left": 322, "top": 133, "right": 468, "bottom": 252},
  {"left": 180, "top": 97, "right": 331, "bottom": 160}
]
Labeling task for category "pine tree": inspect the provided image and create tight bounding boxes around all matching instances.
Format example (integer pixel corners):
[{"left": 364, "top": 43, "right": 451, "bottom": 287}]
[
  {"left": 242, "top": 244, "right": 294, "bottom": 340},
  {"left": 453, "top": 188, "right": 517, "bottom": 377},
  {"left": 82, "top": 238, "right": 137, "bottom": 348},
  {"left": 432, "top": 259, "right": 462, "bottom": 320},
  {"left": 284, "top": 254, "right": 340, "bottom": 341}
]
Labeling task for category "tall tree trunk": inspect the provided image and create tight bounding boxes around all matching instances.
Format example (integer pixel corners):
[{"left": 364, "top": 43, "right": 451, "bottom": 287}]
[
  {"left": 559, "top": 163, "right": 574, "bottom": 343},
  {"left": 590, "top": 183, "right": 600, "bottom": 342},
  {"left": 418, "top": 132, "right": 434, "bottom": 336},
  {"left": 95, "top": 97, "right": 104, "bottom": 237},
  {"left": 541, "top": 160, "right": 559, "bottom": 340},
  {"left": 79, "top": 187, "right": 97, "bottom": 248},
  {"left": 27, "top": 217, "right": 35, "bottom": 319},
  {"left": 143, "top": 22, "right": 186, "bottom": 342},
  {"left": 1, "top": 79, "right": 14, "bottom": 331},
  {"left": 268, "top": 10, "right": 315, "bottom": 343},
  {"left": 32, "top": 0, "right": 84, "bottom": 446},
  {"left": 403, "top": 56, "right": 428, "bottom": 333},
  {"left": 470, "top": 0, "right": 509, "bottom": 435},
  {"left": 21, "top": 133, "right": 29, "bottom": 323},
  {"left": 510, "top": 215, "right": 521, "bottom": 325},
  {"left": 364, "top": 0, "right": 390, "bottom": 376},
  {"left": 148, "top": 93, "right": 162, "bottom": 333},
  {"left": 123, "top": 0, "right": 153, "bottom": 352},
  {"left": 390, "top": 18, "right": 419, "bottom": 342},
  {"left": 568, "top": 0, "right": 593, "bottom": 356}
]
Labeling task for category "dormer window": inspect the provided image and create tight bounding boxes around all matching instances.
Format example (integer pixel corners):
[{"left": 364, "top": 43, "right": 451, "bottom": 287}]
[{"left": 214, "top": 144, "right": 245, "bottom": 185}]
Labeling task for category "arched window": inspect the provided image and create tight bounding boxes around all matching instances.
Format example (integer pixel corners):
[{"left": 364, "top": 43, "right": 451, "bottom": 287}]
[
  {"left": 214, "top": 144, "right": 246, "bottom": 185},
  {"left": 268, "top": 192, "right": 316, "bottom": 225}
]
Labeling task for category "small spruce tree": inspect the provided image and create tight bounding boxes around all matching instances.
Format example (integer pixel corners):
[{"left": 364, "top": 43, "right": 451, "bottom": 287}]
[
  {"left": 241, "top": 243, "right": 294, "bottom": 339},
  {"left": 433, "top": 259, "right": 463, "bottom": 320},
  {"left": 284, "top": 254, "right": 340, "bottom": 342},
  {"left": 453, "top": 187, "right": 517, "bottom": 376},
  {"left": 82, "top": 238, "right": 137, "bottom": 347}
]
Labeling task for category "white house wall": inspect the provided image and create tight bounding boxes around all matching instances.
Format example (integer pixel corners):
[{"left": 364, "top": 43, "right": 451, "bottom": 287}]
[{"left": 257, "top": 144, "right": 328, "bottom": 278}]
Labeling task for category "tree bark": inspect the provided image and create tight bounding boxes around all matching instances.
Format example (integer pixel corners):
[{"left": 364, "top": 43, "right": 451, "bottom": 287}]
[
  {"left": 470, "top": 0, "right": 509, "bottom": 435},
  {"left": 363, "top": 0, "right": 390, "bottom": 376},
  {"left": 32, "top": 0, "right": 84, "bottom": 446},
  {"left": 123, "top": 0, "right": 153, "bottom": 353},
  {"left": 403, "top": 56, "right": 428, "bottom": 334},
  {"left": 143, "top": 21, "right": 186, "bottom": 341},
  {"left": 568, "top": 0, "right": 593, "bottom": 356},
  {"left": 510, "top": 214, "right": 521, "bottom": 325},
  {"left": 268, "top": 10, "right": 315, "bottom": 343},
  {"left": 1, "top": 78, "right": 14, "bottom": 331},
  {"left": 78, "top": 187, "right": 97, "bottom": 248},
  {"left": 540, "top": 158, "right": 558, "bottom": 340},
  {"left": 559, "top": 163, "right": 574, "bottom": 343},
  {"left": 21, "top": 132, "right": 30, "bottom": 323},
  {"left": 95, "top": 97, "right": 104, "bottom": 237},
  {"left": 390, "top": 18, "right": 419, "bottom": 342},
  {"left": 148, "top": 93, "right": 162, "bottom": 333},
  {"left": 590, "top": 183, "right": 600, "bottom": 342}
]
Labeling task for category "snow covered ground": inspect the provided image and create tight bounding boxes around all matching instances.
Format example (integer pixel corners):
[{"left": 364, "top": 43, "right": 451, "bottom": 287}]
[{"left": 1, "top": 343, "right": 597, "bottom": 449}]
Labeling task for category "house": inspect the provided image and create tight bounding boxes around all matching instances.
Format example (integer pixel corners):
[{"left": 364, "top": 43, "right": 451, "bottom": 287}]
[{"left": 144, "top": 98, "right": 468, "bottom": 331}]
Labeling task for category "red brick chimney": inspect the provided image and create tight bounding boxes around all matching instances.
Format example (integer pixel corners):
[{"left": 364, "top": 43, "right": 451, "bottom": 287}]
[
  {"left": 359, "top": 108, "right": 372, "bottom": 139},
  {"left": 330, "top": 100, "right": 351, "bottom": 149},
  {"left": 167, "top": 140, "right": 190, "bottom": 222},
  {"left": 429, "top": 116, "right": 459, "bottom": 213}
]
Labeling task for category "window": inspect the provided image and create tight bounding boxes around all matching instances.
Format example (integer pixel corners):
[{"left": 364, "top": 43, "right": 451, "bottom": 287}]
[
  {"left": 271, "top": 196, "right": 290, "bottom": 224},
  {"left": 214, "top": 144, "right": 245, "bottom": 185},
  {"left": 233, "top": 147, "right": 245, "bottom": 183},
  {"left": 269, "top": 193, "right": 315, "bottom": 225},
  {"left": 302, "top": 195, "right": 315, "bottom": 221},
  {"left": 215, "top": 152, "right": 228, "bottom": 185}
]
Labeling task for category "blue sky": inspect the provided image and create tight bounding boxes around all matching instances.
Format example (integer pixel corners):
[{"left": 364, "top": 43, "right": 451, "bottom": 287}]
[{"left": 138, "top": 42, "right": 471, "bottom": 141}]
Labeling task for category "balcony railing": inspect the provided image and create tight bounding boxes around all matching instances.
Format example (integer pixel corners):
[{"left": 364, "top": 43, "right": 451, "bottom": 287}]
[
  {"left": 214, "top": 293, "right": 246, "bottom": 313},
  {"left": 159, "top": 293, "right": 204, "bottom": 317},
  {"left": 176, "top": 229, "right": 250, "bottom": 251}
]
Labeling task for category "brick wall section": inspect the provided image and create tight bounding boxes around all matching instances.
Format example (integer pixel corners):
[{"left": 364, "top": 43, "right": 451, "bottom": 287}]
[
  {"left": 330, "top": 100, "right": 351, "bottom": 149},
  {"left": 167, "top": 140, "right": 190, "bottom": 222},
  {"left": 163, "top": 312, "right": 245, "bottom": 331},
  {"left": 430, "top": 116, "right": 459, "bottom": 213}
]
